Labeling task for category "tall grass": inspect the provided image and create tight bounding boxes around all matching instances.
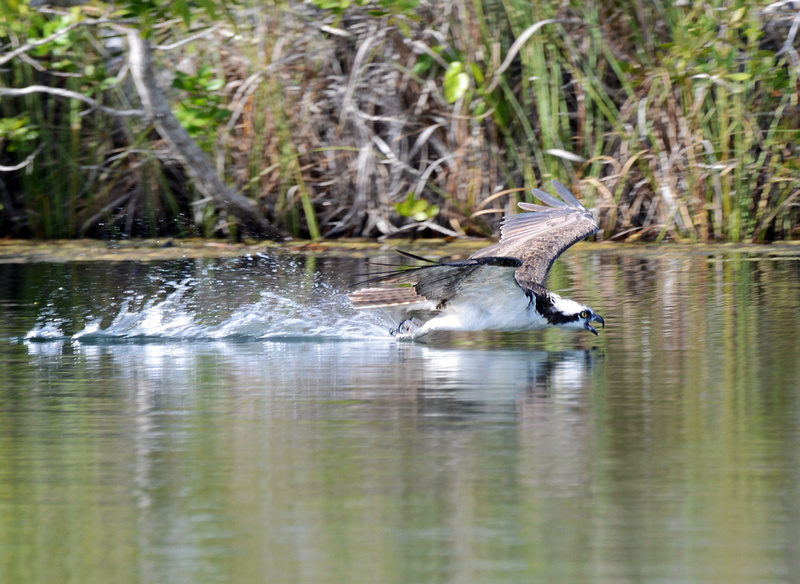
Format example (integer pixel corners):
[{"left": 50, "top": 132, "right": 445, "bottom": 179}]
[
  {"left": 460, "top": 0, "right": 800, "bottom": 241},
  {"left": 1, "top": 0, "right": 798, "bottom": 240}
]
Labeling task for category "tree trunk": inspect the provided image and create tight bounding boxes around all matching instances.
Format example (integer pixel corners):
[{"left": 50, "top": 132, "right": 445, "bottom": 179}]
[{"left": 126, "top": 29, "right": 283, "bottom": 240}]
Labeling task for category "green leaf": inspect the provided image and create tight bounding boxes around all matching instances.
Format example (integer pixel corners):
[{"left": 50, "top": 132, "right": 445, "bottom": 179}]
[
  {"left": 470, "top": 62, "right": 484, "bottom": 85},
  {"left": 379, "top": 0, "right": 419, "bottom": 12},
  {"left": 196, "top": 0, "right": 218, "bottom": 20},
  {"left": 205, "top": 78, "right": 225, "bottom": 91},
  {"left": 51, "top": 59, "right": 75, "bottom": 71},
  {"left": 0, "top": 115, "right": 39, "bottom": 152},
  {"left": 394, "top": 193, "right": 439, "bottom": 221},
  {"left": 174, "top": 0, "right": 191, "bottom": 26},
  {"left": 412, "top": 53, "right": 434, "bottom": 76},
  {"left": 313, "top": 0, "right": 350, "bottom": 13},
  {"left": 409, "top": 199, "right": 427, "bottom": 215},
  {"left": 443, "top": 61, "right": 469, "bottom": 103},
  {"left": 729, "top": 7, "right": 746, "bottom": 25},
  {"left": 99, "top": 77, "right": 119, "bottom": 91},
  {"left": 396, "top": 19, "right": 412, "bottom": 38}
]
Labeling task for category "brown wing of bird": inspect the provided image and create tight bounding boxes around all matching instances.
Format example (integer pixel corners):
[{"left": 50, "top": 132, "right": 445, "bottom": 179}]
[
  {"left": 349, "top": 181, "right": 596, "bottom": 308},
  {"left": 470, "top": 180, "right": 598, "bottom": 291},
  {"left": 347, "top": 257, "right": 521, "bottom": 309}
]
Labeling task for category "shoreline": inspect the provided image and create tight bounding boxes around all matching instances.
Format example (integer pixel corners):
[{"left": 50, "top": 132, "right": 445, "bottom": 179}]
[{"left": 2, "top": 237, "right": 800, "bottom": 264}]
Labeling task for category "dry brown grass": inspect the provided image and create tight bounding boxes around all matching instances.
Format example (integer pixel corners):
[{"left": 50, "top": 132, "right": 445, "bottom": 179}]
[{"left": 2, "top": 0, "right": 799, "bottom": 241}]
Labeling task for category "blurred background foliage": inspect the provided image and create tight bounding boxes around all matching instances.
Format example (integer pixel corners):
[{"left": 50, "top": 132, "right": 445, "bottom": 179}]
[{"left": 0, "top": 0, "right": 798, "bottom": 241}]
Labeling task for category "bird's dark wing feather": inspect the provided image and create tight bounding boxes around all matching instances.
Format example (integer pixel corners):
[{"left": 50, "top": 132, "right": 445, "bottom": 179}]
[
  {"left": 349, "top": 181, "right": 595, "bottom": 309},
  {"left": 470, "top": 180, "right": 597, "bottom": 290},
  {"left": 348, "top": 256, "right": 520, "bottom": 308}
]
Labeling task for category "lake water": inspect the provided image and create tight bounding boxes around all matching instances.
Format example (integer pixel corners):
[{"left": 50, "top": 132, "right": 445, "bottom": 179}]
[{"left": 1, "top": 244, "right": 799, "bottom": 583}]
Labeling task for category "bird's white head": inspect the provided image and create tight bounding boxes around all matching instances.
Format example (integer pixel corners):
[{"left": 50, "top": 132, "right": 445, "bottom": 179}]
[{"left": 541, "top": 294, "right": 605, "bottom": 335}]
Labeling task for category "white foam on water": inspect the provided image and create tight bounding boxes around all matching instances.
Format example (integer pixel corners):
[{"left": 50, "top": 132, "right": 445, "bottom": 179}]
[
  {"left": 25, "top": 278, "right": 394, "bottom": 343},
  {"left": 24, "top": 318, "right": 66, "bottom": 341}
]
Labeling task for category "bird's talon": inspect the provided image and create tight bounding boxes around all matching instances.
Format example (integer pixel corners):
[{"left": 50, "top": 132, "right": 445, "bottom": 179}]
[{"left": 391, "top": 318, "right": 423, "bottom": 340}]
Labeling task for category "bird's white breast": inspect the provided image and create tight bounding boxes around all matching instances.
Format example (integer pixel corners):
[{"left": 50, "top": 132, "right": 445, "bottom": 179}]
[{"left": 422, "top": 271, "right": 548, "bottom": 333}]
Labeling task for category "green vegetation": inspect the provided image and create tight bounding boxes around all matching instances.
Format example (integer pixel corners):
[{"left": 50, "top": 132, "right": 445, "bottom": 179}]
[
  {"left": 171, "top": 65, "right": 231, "bottom": 152},
  {"left": 0, "top": 0, "right": 798, "bottom": 241}
]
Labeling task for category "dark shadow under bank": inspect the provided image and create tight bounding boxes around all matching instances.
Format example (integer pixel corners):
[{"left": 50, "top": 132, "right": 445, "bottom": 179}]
[{"left": 3, "top": 238, "right": 800, "bottom": 264}]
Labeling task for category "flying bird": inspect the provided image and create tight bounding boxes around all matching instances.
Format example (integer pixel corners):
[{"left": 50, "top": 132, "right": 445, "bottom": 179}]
[{"left": 348, "top": 180, "right": 604, "bottom": 340}]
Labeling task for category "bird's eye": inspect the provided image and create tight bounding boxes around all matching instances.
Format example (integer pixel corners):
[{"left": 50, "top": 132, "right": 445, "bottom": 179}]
[{"left": 579, "top": 310, "right": 590, "bottom": 319}]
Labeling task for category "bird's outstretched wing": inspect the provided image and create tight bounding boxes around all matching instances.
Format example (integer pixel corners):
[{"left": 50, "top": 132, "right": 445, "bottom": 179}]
[
  {"left": 471, "top": 180, "right": 597, "bottom": 290},
  {"left": 348, "top": 254, "right": 520, "bottom": 309},
  {"left": 348, "top": 181, "right": 596, "bottom": 309}
]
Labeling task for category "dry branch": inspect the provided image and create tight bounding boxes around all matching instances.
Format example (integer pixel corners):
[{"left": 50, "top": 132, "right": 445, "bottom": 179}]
[
  {"left": 0, "top": 86, "right": 145, "bottom": 117},
  {"left": 125, "top": 28, "right": 283, "bottom": 240}
]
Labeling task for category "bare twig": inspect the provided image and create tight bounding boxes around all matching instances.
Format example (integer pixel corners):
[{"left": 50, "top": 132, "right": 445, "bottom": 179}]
[
  {"left": 0, "top": 17, "right": 114, "bottom": 67},
  {"left": 776, "top": 10, "right": 800, "bottom": 56},
  {"left": 0, "top": 144, "right": 44, "bottom": 172},
  {"left": 80, "top": 191, "right": 135, "bottom": 235},
  {"left": 377, "top": 219, "right": 459, "bottom": 240},
  {"left": 0, "top": 85, "right": 145, "bottom": 117},
  {"left": 126, "top": 28, "right": 283, "bottom": 240},
  {"left": 153, "top": 24, "right": 221, "bottom": 51},
  {"left": 338, "top": 35, "right": 375, "bottom": 131},
  {"left": 0, "top": 21, "right": 81, "bottom": 66},
  {"left": 407, "top": 40, "right": 449, "bottom": 68}
]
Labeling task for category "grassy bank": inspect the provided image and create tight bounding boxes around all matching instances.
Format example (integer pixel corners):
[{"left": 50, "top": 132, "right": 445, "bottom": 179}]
[{"left": 1, "top": 0, "right": 799, "bottom": 241}]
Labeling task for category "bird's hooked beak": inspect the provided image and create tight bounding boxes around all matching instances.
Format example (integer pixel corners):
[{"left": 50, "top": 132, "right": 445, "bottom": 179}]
[{"left": 585, "top": 313, "right": 605, "bottom": 336}]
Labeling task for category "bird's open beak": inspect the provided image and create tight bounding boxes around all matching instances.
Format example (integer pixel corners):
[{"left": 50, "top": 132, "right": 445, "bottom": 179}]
[{"left": 585, "top": 314, "right": 605, "bottom": 336}]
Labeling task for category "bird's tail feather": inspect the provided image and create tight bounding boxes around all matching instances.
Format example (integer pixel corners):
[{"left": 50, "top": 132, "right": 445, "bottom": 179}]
[{"left": 348, "top": 287, "right": 426, "bottom": 309}]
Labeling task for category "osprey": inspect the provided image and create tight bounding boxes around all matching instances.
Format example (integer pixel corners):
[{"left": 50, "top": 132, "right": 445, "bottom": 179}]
[{"left": 349, "top": 180, "right": 604, "bottom": 340}]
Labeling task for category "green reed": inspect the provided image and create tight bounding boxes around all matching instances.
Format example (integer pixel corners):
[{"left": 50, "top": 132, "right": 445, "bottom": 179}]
[{"left": 456, "top": 0, "right": 799, "bottom": 241}]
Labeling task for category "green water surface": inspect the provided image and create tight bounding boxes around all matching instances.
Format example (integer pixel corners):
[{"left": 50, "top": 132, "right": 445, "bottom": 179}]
[{"left": 0, "top": 246, "right": 799, "bottom": 583}]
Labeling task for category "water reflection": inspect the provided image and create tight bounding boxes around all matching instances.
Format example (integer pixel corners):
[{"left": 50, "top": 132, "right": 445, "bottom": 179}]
[
  {"left": 23, "top": 337, "right": 599, "bottom": 411},
  {"left": 7, "top": 337, "right": 606, "bottom": 584},
  {"left": 1, "top": 248, "right": 800, "bottom": 583}
]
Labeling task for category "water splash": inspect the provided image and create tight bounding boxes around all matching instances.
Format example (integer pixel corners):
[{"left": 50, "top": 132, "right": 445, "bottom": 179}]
[
  {"left": 25, "top": 277, "right": 393, "bottom": 343},
  {"left": 24, "top": 318, "right": 66, "bottom": 341}
]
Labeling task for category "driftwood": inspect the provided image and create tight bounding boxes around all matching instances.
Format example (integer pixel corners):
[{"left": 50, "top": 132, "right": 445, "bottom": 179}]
[{"left": 125, "top": 29, "right": 282, "bottom": 241}]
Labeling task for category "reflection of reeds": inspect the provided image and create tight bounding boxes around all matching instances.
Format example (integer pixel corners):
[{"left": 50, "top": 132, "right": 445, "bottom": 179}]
[{"left": 1, "top": 1, "right": 798, "bottom": 240}]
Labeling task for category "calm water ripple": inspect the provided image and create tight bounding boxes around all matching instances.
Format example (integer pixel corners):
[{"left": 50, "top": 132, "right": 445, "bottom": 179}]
[{"left": 1, "top": 247, "right": 799, "bottom": 584}]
